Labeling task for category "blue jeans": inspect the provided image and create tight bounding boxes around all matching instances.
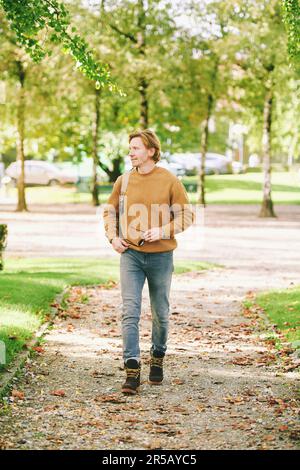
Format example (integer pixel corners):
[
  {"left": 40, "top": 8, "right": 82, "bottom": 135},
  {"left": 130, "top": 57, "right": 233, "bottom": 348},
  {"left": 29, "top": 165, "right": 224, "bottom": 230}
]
[{"left": 120, "top": 248, "right": 174, "bottom": 363}]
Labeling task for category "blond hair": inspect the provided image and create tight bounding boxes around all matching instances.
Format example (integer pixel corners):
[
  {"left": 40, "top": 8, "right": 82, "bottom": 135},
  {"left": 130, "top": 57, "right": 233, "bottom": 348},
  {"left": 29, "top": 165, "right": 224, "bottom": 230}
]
[{"left": 129, "top": 129, "right": 161, "bottom": 162}]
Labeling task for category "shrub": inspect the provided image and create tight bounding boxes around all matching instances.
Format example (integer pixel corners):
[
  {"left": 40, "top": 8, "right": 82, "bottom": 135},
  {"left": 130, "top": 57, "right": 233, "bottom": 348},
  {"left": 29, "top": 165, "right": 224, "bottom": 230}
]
[{"left": 0, "top": 224, "right": 8, "bottom": 271}]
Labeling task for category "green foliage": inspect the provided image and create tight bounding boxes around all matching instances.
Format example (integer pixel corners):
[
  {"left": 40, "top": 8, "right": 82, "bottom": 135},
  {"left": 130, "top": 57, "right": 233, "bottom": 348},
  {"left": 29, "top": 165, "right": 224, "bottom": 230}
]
[
  {"left": 0, "top": 0, "right": 298, "bottom": 176},
  {"left": 0, "top": 0, "right": 116, "bottom": 87},
  {"left": 255, "top": 284, "right": 300, "bottom": 342},
  {"left": 182, "top": 171, "right": 300, "bottom": 205},
  {"left": 282, "top": 0, "right": 300, "bottom": 62},
  {"left": 0, "top": 225, "right": 8, "bottom": 271},
  {"left": 0, "top": 257, "right": 120, "bottom": 371}
]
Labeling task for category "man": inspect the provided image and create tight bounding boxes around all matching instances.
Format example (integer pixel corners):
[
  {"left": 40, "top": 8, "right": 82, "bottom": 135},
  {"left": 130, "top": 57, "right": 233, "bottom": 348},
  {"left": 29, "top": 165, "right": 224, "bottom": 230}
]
[{"left": 103, "top": 129, "right": 194, "bottom": 395}]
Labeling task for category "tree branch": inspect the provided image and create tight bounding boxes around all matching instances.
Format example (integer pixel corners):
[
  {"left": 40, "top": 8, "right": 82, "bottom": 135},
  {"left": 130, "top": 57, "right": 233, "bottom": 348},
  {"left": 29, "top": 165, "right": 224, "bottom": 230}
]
[{"left": 108, "top": 23, "right": 137, "bottom": 44}]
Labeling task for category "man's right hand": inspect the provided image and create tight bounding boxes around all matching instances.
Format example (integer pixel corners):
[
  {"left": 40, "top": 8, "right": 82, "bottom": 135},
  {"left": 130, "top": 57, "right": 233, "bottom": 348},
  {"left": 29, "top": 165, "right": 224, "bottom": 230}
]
[{"left": 111, "top": 237, "right": 129, "bottom": 253}]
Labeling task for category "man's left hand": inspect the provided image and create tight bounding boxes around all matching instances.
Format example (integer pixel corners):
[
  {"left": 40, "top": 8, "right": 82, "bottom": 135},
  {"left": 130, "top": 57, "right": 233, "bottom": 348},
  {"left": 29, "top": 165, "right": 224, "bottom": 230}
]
[{"left": 143, "top": 227, "right": 162, "bottom": 243}]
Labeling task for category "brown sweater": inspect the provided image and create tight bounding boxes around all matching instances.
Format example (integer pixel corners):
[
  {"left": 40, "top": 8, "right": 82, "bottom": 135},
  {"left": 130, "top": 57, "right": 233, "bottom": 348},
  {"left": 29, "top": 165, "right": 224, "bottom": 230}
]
[{"left": 103, "top": 166, "right": 195, "bottom": 253}]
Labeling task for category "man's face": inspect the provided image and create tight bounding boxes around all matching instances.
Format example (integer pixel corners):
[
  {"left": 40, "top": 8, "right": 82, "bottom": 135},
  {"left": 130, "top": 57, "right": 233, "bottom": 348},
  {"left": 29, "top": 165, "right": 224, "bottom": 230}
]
[{"left": 128, "top": 137, "right": 154, "bottom": 168}]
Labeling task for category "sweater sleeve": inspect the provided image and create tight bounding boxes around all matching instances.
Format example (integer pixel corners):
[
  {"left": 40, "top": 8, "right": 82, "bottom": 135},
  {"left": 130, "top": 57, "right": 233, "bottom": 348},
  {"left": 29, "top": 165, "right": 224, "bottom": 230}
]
[
  {"left": 103, "top": 176, "right": 122, "bottom": 242},
  {"left": 162, "top": 178, "right": 195, "bottom": 239}
]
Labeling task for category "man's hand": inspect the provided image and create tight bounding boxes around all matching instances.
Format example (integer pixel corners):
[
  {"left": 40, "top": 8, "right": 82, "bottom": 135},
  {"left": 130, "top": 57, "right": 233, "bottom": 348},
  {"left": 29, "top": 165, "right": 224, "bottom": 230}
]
[
  {"left": 112, "top": 237, "right": 129, "bottom": 253},
  {"left": 143, "top": 227, "right": 162, "bottom": 243}
]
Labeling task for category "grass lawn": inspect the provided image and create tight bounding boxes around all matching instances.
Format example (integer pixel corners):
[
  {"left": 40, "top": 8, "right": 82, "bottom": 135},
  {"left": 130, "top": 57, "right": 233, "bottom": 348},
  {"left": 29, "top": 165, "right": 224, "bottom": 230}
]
[
  {"left": 0, "top": 257, "right": 214, "bottom": 373},
  {"left": 247, "top": 286, "right": 300, "bottom": 345},
  {"left": 184, "top": 171, "right": 300, "bottom": 204},
  {"left": 2, "top": 171, "right": 299, "bottom": 205}
]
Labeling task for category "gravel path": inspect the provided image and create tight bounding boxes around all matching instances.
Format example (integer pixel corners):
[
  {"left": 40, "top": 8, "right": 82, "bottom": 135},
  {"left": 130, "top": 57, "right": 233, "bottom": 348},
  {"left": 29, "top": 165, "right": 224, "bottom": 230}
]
[
  {"left": 0, "top": 267, "right": 299, "bottom": 450},
  {"left": 0, "top": 204, "right": 299, "bottom": 449}
]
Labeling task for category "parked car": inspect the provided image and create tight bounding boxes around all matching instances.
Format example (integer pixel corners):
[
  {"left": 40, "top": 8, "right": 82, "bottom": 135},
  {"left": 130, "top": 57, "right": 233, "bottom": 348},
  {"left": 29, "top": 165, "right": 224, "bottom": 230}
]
[
  {"left": 3, "top": 160, "right": 78, "bottom": 186},
  {"left": 169, "top": 152, "right": 232, "bottom": 175},
  {"left": 157, "top": 159, "right": 186, "bottom": 176},
  {"left": 124, "top": 156, "right": 185, "bottom": 176}
]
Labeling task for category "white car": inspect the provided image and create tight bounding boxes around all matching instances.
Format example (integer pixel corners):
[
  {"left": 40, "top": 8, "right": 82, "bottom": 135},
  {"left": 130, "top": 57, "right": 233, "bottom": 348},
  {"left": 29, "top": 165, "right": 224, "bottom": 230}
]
[
  {"left": 169, "top": 152, "right": 232, "bottom": 175},
  {"left": 4, "top": 160, "right": 78, "bottom": 186},
  {"left": 124, "top": 156, "right": 185, "bottom": 176}
]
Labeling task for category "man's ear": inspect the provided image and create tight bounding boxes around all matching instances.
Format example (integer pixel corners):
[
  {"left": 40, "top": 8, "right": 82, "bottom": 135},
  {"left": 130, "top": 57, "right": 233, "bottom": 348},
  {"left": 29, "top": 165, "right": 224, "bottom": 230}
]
[{"left": 149, "top": 147, "right": 155, "bottom": 158}]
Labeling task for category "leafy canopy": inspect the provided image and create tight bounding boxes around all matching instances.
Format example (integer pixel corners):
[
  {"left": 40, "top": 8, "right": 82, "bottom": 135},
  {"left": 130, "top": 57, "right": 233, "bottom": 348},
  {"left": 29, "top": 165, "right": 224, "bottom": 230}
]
[{"left": 0, "top": 0, "right": 116, "bottom": 88}]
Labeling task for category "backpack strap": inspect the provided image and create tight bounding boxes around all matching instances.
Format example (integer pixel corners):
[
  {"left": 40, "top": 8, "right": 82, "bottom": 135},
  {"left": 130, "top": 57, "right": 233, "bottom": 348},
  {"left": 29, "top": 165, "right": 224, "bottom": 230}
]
[
  {"left": 119, "top": 169, "right": 135, "bottom": 240},
  {"left": 120, "top": 168, "right": 134, "bottom": 196}
]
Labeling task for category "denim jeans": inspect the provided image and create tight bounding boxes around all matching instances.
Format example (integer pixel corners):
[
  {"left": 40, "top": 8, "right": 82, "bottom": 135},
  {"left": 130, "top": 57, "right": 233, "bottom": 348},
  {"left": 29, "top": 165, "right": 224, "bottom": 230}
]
[{"left": 120, "top": 248, "right": 174, "bottom": 363}]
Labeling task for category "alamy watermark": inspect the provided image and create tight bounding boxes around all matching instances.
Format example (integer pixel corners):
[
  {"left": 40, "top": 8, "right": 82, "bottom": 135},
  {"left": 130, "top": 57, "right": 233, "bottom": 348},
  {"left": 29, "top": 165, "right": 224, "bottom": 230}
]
[{"left": 97, "top": 201, "right": 205, "bottom": 252}]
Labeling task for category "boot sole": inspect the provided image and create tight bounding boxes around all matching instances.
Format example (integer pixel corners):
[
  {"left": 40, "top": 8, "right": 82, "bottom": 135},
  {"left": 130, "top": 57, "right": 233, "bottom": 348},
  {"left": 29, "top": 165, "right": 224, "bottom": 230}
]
[
  {"left": 121, "top": 387, "right": 140, "bottom": 395},
  {"left": 149, "top": 380, "right": 163, "bottom": 385}
]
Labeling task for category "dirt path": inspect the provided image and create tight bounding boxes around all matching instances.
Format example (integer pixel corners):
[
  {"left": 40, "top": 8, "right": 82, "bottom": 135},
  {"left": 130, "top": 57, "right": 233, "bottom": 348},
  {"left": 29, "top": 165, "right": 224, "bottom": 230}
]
[{"left": 0, "top": 267, "right": 299, "bottom": 450}]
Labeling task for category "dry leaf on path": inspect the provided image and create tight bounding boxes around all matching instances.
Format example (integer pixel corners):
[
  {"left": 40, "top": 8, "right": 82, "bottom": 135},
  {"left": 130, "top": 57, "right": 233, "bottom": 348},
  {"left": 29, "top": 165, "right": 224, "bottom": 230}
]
[
  {"left": 50, "top": 390, "right": 66, "bottom": 397},
  {"left": 11, "top": 390, "right": 25, "bottom": 400}
]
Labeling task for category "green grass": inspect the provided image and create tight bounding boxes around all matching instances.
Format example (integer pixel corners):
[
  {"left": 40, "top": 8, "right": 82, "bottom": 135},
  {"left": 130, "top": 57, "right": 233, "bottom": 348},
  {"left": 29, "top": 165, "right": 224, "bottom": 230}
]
[
  {"left": 2, "top": 185, "right": 91, "bottom": 204},
  {"left": 184, "top": 171, "right": 300, "bottom": 204},
  {"left": 0, "top": 257, "right": 213, "bottom": 373},
  {"left": 2, "top": 171, "right": 299, "bottom": 205},
  {"left": 251, "top": 285, "right": 300, "bottom": 343}
]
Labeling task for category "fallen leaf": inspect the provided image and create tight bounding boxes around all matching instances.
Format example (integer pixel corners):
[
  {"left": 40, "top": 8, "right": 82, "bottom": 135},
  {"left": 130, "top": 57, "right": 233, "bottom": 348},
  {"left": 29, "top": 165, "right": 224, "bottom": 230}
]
[
  {"left": 230, "top": 357, "right": 253, "bottom": 366},
  {"left": 172, "top": 379, "right": 185, "bottom": 385},
  {"left": 11, "top": 390, "right": 24, "bottom": 400},
  {"left": 263, "top": 434, "right": 275, "bottom": 442},
  {"left": 32, "top": 346, "right": 44, "bottom": 353},
  {"left": 172, "top": 406, "right": 189, "bottom": 415},
  {"left": 279, "top": 425, "right": 289, "bottom": 432},
  {"left": 50, "top": 389, "right": 66, "bottom": 397},
  {"left": 224, "top": 396, "right": 244, "bottom": 404},
  {"left": 44, "top": 405, "right": 59, "bottom": 412},
  {"left": 94, "top": 394, "right": 125, "bottom": 404},
  {"left": 146, "top": 439, "right": 162, "bottom": 450},
  {"left": 153, "top": 419, "right": 169, "bottom": 426}
]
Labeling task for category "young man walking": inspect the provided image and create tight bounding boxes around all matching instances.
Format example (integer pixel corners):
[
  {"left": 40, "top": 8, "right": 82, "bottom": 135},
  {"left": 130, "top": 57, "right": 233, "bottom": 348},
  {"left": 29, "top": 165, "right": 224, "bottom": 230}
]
[{"left": 103, "top": 129, "right": 194, "bottom": 394}]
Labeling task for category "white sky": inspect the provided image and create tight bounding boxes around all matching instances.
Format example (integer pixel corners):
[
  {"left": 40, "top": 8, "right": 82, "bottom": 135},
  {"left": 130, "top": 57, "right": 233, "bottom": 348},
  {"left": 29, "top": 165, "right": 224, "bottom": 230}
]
[{"left": 79, "top": 0, "right": 214, "bottom": 36}]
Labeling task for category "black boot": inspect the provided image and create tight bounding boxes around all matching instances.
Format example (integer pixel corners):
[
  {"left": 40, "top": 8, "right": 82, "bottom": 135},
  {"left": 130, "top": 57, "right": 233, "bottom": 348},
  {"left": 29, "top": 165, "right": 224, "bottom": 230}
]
[
  {"left": 149, "top": 350, "right": 164, "bottom": 385},
  {"left": 122, "top": 359, "right": 141, "bottom": 395}
]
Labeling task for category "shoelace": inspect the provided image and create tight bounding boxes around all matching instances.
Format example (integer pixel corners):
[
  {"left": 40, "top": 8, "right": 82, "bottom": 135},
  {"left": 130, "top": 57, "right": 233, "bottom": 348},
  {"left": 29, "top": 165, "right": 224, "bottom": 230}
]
[
  {"left": 150, "top": 357, "right": 163, "bottom": 368},
  {"left": 125, "top": 367, "right": 140, "bottom": 378}
]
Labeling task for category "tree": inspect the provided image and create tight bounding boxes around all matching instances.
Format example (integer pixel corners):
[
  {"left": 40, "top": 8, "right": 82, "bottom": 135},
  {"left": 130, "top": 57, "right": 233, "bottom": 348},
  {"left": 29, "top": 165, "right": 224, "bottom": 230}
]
[
  {"left": 101, "top": 0, "right": 177, "bottom": 129},
  {"left": 282, "top": 0, "right": 300, "bottom": 65},
  {"left": 0, "top": 16, "right": 29, "bottom": 211},
  {"left": 0, "top": 0, "right": 114, "bottom": 86},
  {"left": 0, "top": 224, "right": 8, "bottom": 271},
  {"left": 180, "top": 0, "right": 234, "bottom": 206},
  {"left": 231, "top": 0, "right": 292, "bottom": 217},
  {"left": 0, "top": 0, "right": 119, "bottom": 211}
]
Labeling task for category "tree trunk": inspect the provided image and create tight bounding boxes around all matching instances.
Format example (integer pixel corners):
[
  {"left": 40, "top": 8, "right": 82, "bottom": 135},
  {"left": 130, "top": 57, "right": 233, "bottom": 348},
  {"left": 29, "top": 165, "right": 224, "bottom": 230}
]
[
  {"left": 287, "top": 132, "right": 297, "bottom": 169},
  {"left": 259, "top": 89, "right": 276, "bottom": 218},
  {"left": 198, "top": 93, "right": 213, "bottom": 207},
  {"left": 105, "top": 0, "right": 149, "bottom": 129},
  {"left": 0, "top": 224, "right": 8, "bottom": 271},
  {"left": 139, "top": 77, "right": 148, "bottom": 129},
  {"left": 107, "top": 157, "right": 123, "bottom": 182},
  {"left": 16, "top": 61, "right": 27, "bottom": 212},
  {"left": 137, "top": 0, "right": 148, "bottom": 129},
  {"left": 92, "top": 87, "right": 101, "bottom": 206},
  {"left": 198, "top": 57, "right": 218, "bottom": 206}
]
